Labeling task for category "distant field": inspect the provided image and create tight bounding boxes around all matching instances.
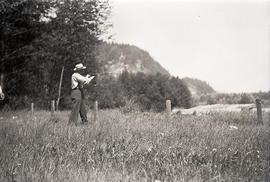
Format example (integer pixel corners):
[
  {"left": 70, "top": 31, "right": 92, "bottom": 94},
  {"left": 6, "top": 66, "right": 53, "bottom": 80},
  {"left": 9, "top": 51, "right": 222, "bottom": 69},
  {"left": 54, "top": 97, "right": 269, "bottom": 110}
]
[
  {"left": 0, "top": 110, "right": 269, "bottom": 181},
  {"left": 173, "top": 104, "right": 270, "bottom": 115}
]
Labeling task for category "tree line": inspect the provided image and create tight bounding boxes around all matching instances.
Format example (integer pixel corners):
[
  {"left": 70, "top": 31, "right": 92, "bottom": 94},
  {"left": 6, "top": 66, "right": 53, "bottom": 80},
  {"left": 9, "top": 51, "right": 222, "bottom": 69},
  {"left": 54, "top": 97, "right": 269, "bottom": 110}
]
[
  {"left": 196, "top": 92, "right": 270, "bottom": 106},
  {"left": 84, "top": 71, "right": 191, "bottom": 112}
]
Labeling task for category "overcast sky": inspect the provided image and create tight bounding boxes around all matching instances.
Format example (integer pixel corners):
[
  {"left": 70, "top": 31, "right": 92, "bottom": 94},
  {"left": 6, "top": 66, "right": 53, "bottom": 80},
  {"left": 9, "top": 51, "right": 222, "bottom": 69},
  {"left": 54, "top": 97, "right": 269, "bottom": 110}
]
[{"left": 109, "top": 0, "right": 270, "bottom": 93}]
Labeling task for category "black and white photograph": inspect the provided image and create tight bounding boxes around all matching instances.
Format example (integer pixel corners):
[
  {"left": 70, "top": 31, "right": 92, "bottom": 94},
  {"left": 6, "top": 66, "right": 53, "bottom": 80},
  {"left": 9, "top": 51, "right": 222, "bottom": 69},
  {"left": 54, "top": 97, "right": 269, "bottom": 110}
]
[{"left": 0, "top": 0, "right": 269, "bottom": 181}]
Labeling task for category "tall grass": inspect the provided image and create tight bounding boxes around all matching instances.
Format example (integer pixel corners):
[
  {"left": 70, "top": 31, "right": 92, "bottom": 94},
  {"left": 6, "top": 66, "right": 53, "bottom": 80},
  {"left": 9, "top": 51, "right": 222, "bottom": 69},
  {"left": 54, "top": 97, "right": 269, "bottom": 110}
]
[{"left": 0, "top": 110, "right": 269, "bottom": 181}]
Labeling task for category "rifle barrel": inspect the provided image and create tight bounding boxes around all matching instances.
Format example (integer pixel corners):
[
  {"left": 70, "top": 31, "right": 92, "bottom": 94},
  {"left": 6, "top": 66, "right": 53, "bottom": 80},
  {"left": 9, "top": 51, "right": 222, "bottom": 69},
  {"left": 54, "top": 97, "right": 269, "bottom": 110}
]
[{"left": 89, "top": 72, "right": 115, "bottom": 75}]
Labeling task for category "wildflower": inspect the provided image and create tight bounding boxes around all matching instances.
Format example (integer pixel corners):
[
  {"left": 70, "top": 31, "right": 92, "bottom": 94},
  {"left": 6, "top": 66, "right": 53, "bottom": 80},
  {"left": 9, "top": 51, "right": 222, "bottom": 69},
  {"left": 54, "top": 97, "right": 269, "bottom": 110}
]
[
  {"left": 159, "top": 132, "right": 164, "bottom": 137},
  {"left": 229, "top": 125, "right": 238, "bottom": 130}
]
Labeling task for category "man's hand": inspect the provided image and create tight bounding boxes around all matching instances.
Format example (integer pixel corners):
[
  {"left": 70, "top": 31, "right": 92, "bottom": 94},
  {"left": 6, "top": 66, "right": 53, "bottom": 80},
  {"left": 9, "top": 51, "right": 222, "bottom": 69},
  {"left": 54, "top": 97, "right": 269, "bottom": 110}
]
[{"left": 84, "top": 75, "right": 95, "bottom": 85}]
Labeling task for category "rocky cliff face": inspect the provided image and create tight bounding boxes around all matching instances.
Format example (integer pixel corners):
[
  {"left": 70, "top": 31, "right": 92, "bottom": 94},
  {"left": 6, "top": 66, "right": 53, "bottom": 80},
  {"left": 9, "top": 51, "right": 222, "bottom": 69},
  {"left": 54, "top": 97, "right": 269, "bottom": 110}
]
[{"left": 97, "top": 42, "right": 170, "bottom": 76}]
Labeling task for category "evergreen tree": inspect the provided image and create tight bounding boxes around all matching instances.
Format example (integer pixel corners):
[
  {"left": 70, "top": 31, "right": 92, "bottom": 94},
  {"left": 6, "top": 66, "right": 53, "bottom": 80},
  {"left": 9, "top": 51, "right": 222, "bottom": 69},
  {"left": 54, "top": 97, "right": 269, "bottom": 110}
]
[{"left": 0, "top": 0, "right": 50, "bottom": 108}]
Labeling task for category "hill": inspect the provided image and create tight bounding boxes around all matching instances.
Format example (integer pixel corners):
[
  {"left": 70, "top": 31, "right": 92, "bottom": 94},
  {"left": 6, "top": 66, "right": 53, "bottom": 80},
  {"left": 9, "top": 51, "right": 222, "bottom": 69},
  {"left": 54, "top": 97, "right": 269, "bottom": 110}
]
[
  {"left": 96, "top": 42, "right": 170, "bottom": 76},
  {"left": 96, "top": 42, "right": 216, "bottom": 98},
  {"left": 183, "top": 77, "right": 216, "bottom": 97}
]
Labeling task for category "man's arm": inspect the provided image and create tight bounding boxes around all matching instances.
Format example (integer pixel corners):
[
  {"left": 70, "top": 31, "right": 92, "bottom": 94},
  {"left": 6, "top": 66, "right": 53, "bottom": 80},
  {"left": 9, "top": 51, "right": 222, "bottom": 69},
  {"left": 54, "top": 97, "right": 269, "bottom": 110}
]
[{"left": 74, "top": 73, "right": 94, "bottom": 85}]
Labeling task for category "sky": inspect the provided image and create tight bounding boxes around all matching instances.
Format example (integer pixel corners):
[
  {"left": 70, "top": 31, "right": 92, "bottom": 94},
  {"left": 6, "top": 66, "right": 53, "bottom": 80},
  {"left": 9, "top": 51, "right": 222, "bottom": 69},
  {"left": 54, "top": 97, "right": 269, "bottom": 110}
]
[{"left": 108, "top": 0, "right": 270, "bottom": 93}]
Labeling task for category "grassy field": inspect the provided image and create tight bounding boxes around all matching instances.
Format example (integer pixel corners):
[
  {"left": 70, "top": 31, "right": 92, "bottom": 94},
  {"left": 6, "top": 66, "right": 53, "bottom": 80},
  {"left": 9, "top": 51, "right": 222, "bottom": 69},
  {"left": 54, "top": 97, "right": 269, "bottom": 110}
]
[{"left": 0, "top": 109, "right": 269, "bottom": 182}]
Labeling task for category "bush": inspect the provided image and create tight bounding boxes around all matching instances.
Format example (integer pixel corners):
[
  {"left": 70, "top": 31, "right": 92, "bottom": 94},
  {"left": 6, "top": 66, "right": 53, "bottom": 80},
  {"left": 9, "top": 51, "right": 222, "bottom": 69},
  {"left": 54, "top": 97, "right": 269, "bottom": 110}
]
[
  {"left": 238, "top": 94, "right": 252, "bottom": 104},
  {"left": 206, "top": 96, "right": 217, "bottom": 105}
]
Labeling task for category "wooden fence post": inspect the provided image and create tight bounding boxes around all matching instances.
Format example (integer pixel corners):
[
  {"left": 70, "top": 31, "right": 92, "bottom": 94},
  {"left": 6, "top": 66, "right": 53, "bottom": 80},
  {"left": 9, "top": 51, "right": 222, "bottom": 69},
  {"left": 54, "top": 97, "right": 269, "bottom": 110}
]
[
  {"left": 94, "top": 100, "right": 98, "bottom": 123},
  {"left": 255, "top": 99, "right": 263, "bottom": 125},
  {"left": 51, "top": 100, "right": 55, "bottom": 116},
  {"left": 31, "top": 103, "right": 34, "bottom": 116},
  {"left": 166, "top": 100, "right": 171, "bottom": 119},
  {"left": 56, "top": 66, "right": 64, "bottom": 111}
]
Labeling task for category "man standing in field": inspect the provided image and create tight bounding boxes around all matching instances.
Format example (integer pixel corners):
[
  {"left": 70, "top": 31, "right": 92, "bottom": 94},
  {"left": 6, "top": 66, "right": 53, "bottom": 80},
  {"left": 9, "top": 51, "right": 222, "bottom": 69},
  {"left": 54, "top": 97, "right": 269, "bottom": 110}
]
[{"left": 68, "top": 63, "right": 95, "bottom": 125}]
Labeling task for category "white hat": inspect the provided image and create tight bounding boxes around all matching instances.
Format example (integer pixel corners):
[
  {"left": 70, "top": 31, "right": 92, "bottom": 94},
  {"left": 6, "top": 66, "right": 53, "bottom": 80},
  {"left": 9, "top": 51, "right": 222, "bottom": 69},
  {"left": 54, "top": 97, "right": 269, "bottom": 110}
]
[{"left": 74, "top": 63, "right": 86, "bottom": 71}]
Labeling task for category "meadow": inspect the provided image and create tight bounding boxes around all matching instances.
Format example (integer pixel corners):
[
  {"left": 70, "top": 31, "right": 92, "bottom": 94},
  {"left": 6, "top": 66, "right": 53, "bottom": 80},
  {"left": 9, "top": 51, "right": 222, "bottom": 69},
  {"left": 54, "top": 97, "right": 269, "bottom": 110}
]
[{"left": 0, "top": 109, "right": 269, "bottom": 182}]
